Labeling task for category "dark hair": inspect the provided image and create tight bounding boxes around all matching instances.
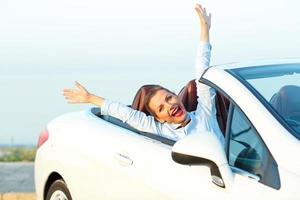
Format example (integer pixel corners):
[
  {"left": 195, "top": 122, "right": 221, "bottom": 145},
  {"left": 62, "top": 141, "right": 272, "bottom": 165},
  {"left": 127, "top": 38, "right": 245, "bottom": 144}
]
[{"left": 144, "top": 85, "right": 175, "bottom": 118}]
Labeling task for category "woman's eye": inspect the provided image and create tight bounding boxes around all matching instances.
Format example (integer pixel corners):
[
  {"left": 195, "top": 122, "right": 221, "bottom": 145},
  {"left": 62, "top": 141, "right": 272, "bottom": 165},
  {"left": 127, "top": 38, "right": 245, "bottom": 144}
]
[
  {"left": 166, "top": 95, "right": 172, "bottom": 102},
  {"left": 159, "top": 106, "right": 164, "bottom": 112}
]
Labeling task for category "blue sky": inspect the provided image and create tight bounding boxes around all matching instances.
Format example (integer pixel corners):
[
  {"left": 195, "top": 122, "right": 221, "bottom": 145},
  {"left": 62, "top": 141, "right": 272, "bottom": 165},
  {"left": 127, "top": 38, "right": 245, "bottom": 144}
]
[{"left": 0, "top": 0, "right": 299, "bottom": 145}]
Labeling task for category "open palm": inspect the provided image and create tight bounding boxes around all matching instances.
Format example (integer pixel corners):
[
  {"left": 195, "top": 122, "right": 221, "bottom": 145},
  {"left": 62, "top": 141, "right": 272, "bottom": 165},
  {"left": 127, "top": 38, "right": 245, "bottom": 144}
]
[
  {"left": 195, "top": 4, "right": 211, "bottom": 30},
  {"left": 63, "top": 82, "right": 91, "bottom": 104}
]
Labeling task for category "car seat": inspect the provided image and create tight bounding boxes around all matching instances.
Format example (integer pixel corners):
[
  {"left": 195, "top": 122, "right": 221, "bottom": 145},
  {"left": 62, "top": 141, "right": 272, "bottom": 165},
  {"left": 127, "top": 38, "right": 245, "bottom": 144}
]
[
  {"left": 270, "top": 85, "right": 300, "bottom": 123},
  {"left": 131, "top": 84, "right": 161, "bottom": 116},
  {"left": 270, "top": 85, "right": 300, "bottom": 134}
]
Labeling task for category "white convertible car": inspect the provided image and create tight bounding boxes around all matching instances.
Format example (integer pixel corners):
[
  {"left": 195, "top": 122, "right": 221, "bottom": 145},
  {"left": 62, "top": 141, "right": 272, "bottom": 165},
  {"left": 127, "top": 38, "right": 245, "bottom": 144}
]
[{"left": 35, "top": 60, "right": 300, "bottom": 200}]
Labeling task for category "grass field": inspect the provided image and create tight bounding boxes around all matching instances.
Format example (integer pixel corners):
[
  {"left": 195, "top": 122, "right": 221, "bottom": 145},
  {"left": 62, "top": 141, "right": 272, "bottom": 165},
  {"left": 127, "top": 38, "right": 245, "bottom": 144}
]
[{"left": 0, "top": 147, "right": 36, "bottom": 162}]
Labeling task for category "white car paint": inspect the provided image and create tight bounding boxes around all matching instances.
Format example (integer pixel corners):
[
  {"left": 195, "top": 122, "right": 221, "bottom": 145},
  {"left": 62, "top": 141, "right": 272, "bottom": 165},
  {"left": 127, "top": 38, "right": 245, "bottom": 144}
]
[{"left": 35, "top": 61, "right": 300, "bottom": 200}]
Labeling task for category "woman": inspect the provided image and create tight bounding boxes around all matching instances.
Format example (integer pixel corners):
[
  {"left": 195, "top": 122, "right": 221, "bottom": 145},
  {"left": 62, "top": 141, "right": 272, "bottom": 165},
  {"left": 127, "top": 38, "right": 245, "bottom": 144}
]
[{"left": 63, "top": 4, "right": 224, "bottom": 146}]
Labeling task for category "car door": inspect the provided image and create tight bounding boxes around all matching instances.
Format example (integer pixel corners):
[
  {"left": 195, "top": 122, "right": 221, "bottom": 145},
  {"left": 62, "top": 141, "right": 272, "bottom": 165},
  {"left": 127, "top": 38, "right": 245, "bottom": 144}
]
[
  {"left": 103, "top": 123, "right": 229, "bottom": 200},
  {"left": 110, "top": 93, "right": 277, "bottom": 199},
  {"left": 103, "top": 131, "right": 163, "bottom": 200},
  {"left": 134, "top": 135, "right": 230, "bottom": 200},
  {"left": 140, "top": 101, "right": 270, "bottom": 200}
]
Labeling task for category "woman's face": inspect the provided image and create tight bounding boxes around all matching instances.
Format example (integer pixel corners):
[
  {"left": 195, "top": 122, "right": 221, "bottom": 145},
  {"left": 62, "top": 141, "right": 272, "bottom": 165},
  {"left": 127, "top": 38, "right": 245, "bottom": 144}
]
[{"left": 148, "top": 89, "right": 187, "bottom": 124}]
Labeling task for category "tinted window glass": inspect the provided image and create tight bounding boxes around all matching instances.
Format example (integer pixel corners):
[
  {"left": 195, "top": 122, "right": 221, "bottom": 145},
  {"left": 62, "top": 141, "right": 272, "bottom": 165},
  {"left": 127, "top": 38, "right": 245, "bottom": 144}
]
[
  {"left": 228, "top": 106, "right": 268, "bottom": 178},
  {"left": 232, "top": 64, "right": 300, "bottom": 139}
]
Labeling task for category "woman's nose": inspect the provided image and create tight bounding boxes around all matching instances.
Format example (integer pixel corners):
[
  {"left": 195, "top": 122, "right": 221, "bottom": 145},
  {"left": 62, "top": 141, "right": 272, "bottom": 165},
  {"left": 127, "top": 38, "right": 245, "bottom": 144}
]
[{"left": 165, "top": 102, "right": 172, "bottom": 110}]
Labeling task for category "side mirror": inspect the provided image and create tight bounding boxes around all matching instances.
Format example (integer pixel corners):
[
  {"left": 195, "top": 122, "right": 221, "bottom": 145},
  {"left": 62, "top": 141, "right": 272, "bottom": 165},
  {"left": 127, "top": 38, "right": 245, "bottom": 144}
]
[{"left": 172, "top": 132, "right": 234, "bottom": 189}]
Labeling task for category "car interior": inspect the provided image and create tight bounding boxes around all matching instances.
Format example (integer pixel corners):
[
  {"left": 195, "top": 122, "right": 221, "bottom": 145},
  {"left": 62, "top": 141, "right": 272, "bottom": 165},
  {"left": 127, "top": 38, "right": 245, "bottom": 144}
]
[
  {"left": 92, "top": 79, "right": 230, "bottom": 145},
  {"left": 269, "top": 85, "right": 300, "bottom": 133}
]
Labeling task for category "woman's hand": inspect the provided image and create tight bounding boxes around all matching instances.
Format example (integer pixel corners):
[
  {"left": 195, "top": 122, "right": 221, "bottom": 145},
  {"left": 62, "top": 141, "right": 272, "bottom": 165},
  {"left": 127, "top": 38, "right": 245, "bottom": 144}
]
[
  {"left": 63, "top": 82, "right": 105, "bottom": 107},
  {"left": 63, "top": 81, "right": 91, "bottom": 104},
  {"left": 195, "top": 3, "right": 211, "bottom": 29},
  {"left": 195, "top": 3, "right": 211, "bottom": 42}
]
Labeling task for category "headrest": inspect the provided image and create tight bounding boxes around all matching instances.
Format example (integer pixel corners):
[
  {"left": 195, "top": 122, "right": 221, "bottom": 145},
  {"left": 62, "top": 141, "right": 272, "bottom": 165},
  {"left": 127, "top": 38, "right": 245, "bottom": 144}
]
[
  {"left": 270, "top": 85, "right": 300, "bottom": 120},
  {"left": 178, "top": 79, "right": 198, "bottom": 112},
  {"left": 131, "top": 84, "right": 160, "bottom": 115}
]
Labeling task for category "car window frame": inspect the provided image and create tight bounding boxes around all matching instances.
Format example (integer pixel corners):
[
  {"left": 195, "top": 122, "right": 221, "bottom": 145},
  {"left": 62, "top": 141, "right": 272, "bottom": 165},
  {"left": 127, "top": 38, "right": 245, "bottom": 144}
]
[
  {"left": 200, "top": 77, "right": 281, "bottom": 190},
  {"left": 91, "top": 107, "right": 176, "bottom": 146}
]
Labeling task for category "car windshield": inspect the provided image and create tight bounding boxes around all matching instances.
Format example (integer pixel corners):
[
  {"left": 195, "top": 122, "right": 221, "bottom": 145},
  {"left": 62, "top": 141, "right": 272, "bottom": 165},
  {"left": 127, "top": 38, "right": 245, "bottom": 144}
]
[{"left": 231, "top": 63, "right": 300, "bottom": 140}]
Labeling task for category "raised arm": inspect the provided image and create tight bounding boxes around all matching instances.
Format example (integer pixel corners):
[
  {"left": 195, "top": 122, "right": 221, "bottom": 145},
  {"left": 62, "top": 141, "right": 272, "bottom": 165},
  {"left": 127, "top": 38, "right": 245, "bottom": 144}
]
[
  {"left": 194, "top": 4, "right": 216, "bottom": 116},
  {"left": 194, "top": 3, "right": 211, "bottom": 78}
]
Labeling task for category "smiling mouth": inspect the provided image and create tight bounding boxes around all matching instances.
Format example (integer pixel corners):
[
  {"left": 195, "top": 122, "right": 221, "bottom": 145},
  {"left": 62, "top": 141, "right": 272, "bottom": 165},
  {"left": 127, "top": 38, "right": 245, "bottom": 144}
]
[{"left": 170, "top": 105, "right": 184, "bottom": 117}]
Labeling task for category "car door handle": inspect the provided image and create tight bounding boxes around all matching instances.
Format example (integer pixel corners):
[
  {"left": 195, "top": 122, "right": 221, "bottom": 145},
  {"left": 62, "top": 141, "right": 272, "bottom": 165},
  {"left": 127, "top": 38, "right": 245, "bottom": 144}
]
[{"left": 115, "top": 153, "right": 133, "bottom": 166}]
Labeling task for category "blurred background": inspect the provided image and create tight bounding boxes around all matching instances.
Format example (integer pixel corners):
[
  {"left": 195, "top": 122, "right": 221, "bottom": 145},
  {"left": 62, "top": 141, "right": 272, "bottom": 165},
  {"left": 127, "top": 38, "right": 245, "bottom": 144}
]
[{"left": 0, "top": 0, "right": 299, "bottom": 150}]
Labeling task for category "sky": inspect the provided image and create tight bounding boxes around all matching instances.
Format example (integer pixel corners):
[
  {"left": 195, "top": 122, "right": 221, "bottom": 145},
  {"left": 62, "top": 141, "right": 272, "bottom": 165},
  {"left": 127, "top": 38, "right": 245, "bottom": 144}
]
[{"left": 0, "top": 0, "right": 300, "bottom": 145}]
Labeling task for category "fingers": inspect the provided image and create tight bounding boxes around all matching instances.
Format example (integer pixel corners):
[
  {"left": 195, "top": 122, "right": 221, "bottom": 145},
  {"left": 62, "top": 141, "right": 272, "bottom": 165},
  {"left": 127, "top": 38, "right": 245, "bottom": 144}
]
[
  {"left": 194, "top": 4, "right": 203, "bottom": 15},
  {"left": 63, "top": 93, "right": 75, "bottom": 101},
  {"left": 195, "top": 3, "right": 202, "bottom": 10},
  {"left": 195, "top": 3, "right": 211, "bottom": 28},
  {"left": 75, "top": 81, "right": 87, "bottom": 92},
  {"left": 63, "top": 91, "right": 74, "bottom": 98},
  {"left": 63, "top": 89, "right": 77, "bottom": 101},
  {"left": 63, "top": 92, "right": 80, "bottom": 104},
  {"left": 75, "top": 81, "right": 81, "bottom": 88},
  {"left": 62, "top": 82, "right": 84, "bottom": 97},
  {"left": 195, "top": 3, "right": 210, "bottom": 18},
  {"left": 63, "top": 81, "right": 89, "bottom": 104},
  {"left": 63, "top": 89, "right": 74, "bottom": 93},
  {"left": 63, "top": 89, "right": 76, "bottom": 98}
]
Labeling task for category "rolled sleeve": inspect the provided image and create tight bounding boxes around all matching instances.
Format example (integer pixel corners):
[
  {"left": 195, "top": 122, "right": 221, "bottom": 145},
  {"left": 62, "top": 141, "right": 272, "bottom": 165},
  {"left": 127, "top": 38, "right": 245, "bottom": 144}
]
[
  {"left": 195, "top": 42, "right": 212, "bottom": 79},
  {"left": 195, "top": 41, "right": 216, "bottom": 117},
  {"left": 100, "top": 99, "right": 160, "bottom": 134},
  {"left": 100, "top": 99, "right": 112, "bottom": 116}
]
